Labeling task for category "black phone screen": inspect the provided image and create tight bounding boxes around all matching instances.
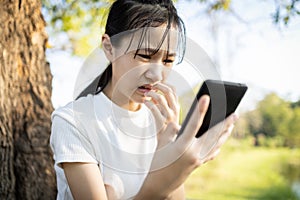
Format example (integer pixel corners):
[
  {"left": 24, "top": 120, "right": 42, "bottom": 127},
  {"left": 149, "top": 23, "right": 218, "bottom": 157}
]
[{"left": 177, "top": 79, "right": 248, "bottom": 139}]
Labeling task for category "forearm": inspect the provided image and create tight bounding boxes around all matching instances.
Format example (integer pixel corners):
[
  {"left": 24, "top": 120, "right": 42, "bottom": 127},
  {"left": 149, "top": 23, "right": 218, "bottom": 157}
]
[
  {"left": 133, "top": 175, "right": 169, "bottom": 200},
  {"left": 134, "top": 182, "right": 185, "bottom": 200},
  {"left": 134, "top": 157, "right": 191, "bottom": 200}
]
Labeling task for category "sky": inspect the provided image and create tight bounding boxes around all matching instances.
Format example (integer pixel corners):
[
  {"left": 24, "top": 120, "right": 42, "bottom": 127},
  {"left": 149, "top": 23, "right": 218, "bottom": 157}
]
[
  {"left": 176, "top": 0, "right": 300, "bottom": 110},
  {"left": 48, "top": 0, "right": 300, "bottom": 111}
]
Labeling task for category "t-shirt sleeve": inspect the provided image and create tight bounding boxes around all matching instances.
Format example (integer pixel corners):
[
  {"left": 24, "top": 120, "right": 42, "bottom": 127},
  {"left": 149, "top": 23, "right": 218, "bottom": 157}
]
[{"left": 50, "top": 115, "right": 98, "bottom": 168}]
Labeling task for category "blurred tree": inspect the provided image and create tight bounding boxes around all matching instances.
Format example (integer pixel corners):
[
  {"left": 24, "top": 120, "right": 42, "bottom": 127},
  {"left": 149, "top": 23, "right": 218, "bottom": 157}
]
[
  {"left": 231, "top": 113, "right": 252, "bottom": 139},
  {"left": 271, "top": 0, "right": 300, "bottom": 26},
  {"left": 291, "top": 99, "right": 300, "bottom": 108},
  {"left": 257, "top": 93, "right": 293, "bottom": 138},
  {"left": 195, "top": 0, "right": 300, "bottom": 25},
  {"left": 42, "top": 0, "right": 114, "bottom": 55},
  {"left": 0, "top": 0, "right": 56, "bottom": 199},
  {"left": 243, "top": 109, "right": 263, "bottom": 145},
  {"left": 42, "top": 0, "right": 300, "bottom": 56},
  {"left": 244, "top": 92, "right": 300, "bottom": 147},
  {"left": 287, "top": 105, "right": 300, "bottom": 147}
]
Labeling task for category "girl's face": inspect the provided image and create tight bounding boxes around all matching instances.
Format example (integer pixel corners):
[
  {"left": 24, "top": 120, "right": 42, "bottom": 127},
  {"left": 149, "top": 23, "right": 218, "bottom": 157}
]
[{"left": 103, "top": 27, "right": 179, "bottom": 111}]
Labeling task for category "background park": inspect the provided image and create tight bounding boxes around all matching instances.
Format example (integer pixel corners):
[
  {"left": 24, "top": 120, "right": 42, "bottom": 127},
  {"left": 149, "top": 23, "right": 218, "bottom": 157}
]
[{"left": 1, "top": 0, "right": 300, "bottom": 199}]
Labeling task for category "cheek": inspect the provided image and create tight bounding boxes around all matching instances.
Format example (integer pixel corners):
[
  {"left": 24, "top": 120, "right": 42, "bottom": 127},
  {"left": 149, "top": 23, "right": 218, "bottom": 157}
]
[
  {"left": 113, "top": 67, "right": 142, "bottom": 90},
  {"left": 112, "top": 64, "right": 133, "bottom": 81},
  {"left": 124, "top": 65, "right": 148, "bottom": 82},
  {"left": 114, "top": 58, "right": 144, "bottom": 77},
  {"left": 162, "top": 68, "right": 172, "bottom": 81},
  {"left": 118, "top": 67, "right": 145, "bottom": 81}
]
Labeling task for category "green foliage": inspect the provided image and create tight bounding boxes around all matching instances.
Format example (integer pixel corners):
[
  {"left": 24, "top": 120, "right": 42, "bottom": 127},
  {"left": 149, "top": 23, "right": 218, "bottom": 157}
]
[
  {"left": 288, "top": 107, "right": 300, "bottom": 147},
  {"left": 197, "top": 0, "right": 300, "bottom": 26},
  {"left": 257, "top": 93, "right": 293, "bottom": 138},
  {"left": 291, "top": 99, "right": 300, "bottom": 108},
  {"left": 197, "top": 0, "right": 231, "bottom": 11},
  {"left": 42, "top": 0, "right": 113, "bottom": 56},
  {"left": 273, "top": 0, "right": 300, "bottom": 26},
  {"left": 243, "top": 109, "right": 262, "bottom": 137},
  {"left": 42, "top": 0, "right": 300, "bottom": 56},
  {"left": 242, "top": 93, "right": 300, "bottom": 148}
]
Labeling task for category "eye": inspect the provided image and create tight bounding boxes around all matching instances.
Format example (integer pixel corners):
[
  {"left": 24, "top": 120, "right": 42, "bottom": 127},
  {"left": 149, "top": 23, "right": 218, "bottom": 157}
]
[
  {"left": 137, "top": 54, "right": 151, "bottom": 60},
  {"left": 163, "top": 58, "right": 175, "bottom": 66},
  {"left": 164, "top": 59, "right": 174, "bottom": 64}
]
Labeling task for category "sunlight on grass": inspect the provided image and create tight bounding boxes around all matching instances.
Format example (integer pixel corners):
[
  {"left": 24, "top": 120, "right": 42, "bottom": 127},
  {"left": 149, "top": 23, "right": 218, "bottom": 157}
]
[{"left": 185, "top": 138, "right": 300, "bottom": 200}]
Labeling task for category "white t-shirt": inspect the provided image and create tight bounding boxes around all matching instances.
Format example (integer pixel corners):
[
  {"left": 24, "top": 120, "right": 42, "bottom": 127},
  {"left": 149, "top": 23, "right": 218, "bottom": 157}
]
[{"left": 50, "top": 93, "right": 157, "bottom": 200}]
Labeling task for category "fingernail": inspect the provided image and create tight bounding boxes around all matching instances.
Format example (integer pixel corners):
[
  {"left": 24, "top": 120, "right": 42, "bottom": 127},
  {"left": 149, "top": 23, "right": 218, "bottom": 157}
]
[{"left": 200, "top": 95, "right": 210, "bottom": 107}]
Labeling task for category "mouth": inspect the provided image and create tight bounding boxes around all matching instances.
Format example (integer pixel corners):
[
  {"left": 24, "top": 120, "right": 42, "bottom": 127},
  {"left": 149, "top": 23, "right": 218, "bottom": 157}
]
[{"left": 137, "top": 84, "right": 154, "bottom": 94}]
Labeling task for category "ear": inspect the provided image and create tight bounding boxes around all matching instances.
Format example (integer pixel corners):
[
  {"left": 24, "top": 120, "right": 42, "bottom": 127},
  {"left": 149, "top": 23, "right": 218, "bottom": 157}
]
[{"left": 102, "top": 34, "right": 113, "bottom": 62}]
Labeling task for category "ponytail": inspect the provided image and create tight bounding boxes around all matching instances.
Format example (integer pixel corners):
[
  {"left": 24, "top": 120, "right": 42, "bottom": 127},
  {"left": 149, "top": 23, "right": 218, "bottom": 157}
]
[
  {"left": 95, "top": 63, "right": 112, "bottom": 94},
  {"left": 75, "top": 63, "right": 112, "bottom": 100}
]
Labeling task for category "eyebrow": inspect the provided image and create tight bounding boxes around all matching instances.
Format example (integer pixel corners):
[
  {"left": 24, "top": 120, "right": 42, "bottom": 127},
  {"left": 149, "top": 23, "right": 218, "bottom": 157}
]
[{"left": 138, "top": 48, "right": 176, "bottom": 57}]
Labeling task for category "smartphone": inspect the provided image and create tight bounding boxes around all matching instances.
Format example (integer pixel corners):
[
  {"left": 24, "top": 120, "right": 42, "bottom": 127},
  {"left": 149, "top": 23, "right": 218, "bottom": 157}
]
[{"left": 177, "top": 79, "right": 248, "bottom": 139}]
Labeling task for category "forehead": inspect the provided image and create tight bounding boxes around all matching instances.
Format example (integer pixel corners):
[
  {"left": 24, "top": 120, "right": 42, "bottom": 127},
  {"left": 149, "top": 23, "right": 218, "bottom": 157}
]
[{"left": 110, "top": 26, "right": 179, "bottom": 57}]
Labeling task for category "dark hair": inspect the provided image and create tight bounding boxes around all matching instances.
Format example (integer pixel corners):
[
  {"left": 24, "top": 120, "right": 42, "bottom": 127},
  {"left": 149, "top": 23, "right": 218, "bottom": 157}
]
[{"left": 76, "top": 0, "right": 186, "bottom": 99}]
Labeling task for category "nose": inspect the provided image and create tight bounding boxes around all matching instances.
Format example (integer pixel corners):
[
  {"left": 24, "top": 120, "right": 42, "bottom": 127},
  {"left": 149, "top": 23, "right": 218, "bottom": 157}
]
[{"left": 144, "top": 64, "right": 164, "bottom": 83}]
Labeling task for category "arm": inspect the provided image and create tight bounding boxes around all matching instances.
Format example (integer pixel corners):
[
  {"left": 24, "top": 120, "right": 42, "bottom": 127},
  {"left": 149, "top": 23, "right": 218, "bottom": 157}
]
[
  {"left": 51, "top": 115, "right": 111, "bottom": 199},
  {"left": 141, "top": 92, "right": 237, "bottom": 199},
  {"left": 62, "top": 162, "right": 110, "bottom": 200},
  {"left": 63, "top": 162, "right": 185, "bottom": 200},
  {"left": 168, "top": 185, "right": 185, "bottom": 200}
]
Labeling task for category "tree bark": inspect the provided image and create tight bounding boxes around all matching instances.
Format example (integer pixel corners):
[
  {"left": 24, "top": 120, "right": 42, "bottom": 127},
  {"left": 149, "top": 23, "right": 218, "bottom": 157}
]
[{"left": 0, "top": 0, "right": 56, "bottom": 199}]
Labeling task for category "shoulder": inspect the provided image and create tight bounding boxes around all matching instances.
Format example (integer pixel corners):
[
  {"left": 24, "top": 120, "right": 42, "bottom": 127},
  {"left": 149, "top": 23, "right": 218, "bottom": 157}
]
[
  {"left": 50, "top": 95, "right": 98, "bottom": 158},
  {"left": 51, "top": 94, "right": 95, "bottom": 124}
]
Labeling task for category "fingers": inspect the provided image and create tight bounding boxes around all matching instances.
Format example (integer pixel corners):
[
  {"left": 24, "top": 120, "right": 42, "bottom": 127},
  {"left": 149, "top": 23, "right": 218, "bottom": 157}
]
[
  {"left": 197, "top": 113, "right": 238, "bottom": 160},
  {"left": 217, "top": 124, "right": 234, "bottom": 145},
  {"left": 197, "top": 125, "right": 231, "bottom": 160},
  {"left": 197, "top": 113, "right": 238, "bottom": 144},
  {"left": 146, "top": 91, "right": 173, "bottom": 121},
  {"left": 145, "top": 83, "right": 179, "bottom": 123},
  {"left": 156, "top": 122, "right": 180, "bottom": 149},
  {"left": 144, "top": 100, "right": 166, "bottom": 133},
  {"left": 153, "top": 83, "right": 179, "bottom": 114},
  {"left": 212, "top": 120, "right": 235, "bottom": 149},
  {"left": 178, "top": 95, "right": 210, "bottom": 143},
  {"left": 202, "top": 148, "right": 221, "bottom": 163},
  {"left": 225, "top": 113, "right": 239, "bottom": 125}
]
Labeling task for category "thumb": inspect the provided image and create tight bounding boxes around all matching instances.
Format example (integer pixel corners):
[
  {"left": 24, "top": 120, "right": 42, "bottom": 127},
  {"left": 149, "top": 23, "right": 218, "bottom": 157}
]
[
  {"left": 178, "top": 95, "right": 210, "bottom": 143},
  {"left": 157, "top": 122, "right": 180, "bottom": 149}
]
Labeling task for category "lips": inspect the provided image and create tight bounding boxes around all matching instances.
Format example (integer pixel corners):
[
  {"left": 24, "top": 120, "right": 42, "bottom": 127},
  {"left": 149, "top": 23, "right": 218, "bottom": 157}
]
[{"left": 137, "top": 84, "right": 154, "bottom": 93}]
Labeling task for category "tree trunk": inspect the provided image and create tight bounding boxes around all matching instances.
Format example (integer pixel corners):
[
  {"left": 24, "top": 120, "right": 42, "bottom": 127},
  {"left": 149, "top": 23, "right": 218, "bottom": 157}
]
[{"left": 0, "top": 0, "right": 56, "bottom": 199}]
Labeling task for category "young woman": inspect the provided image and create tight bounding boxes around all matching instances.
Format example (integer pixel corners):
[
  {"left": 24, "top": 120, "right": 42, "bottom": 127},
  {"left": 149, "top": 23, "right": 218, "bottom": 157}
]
[{"left": 50, "top": 0, "right": 238, "bottom": 199}]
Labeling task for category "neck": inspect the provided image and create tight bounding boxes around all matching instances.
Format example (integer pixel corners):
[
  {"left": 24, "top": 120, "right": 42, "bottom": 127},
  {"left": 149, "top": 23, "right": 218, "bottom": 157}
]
[{"left": 102, "top": 82, "right": 141, "bottom": 112}]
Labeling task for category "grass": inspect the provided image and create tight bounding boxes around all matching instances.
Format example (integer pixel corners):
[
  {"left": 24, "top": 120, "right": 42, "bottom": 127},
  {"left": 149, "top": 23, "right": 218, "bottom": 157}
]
[{"left": 185, "top": 138, "right": 300, "bottom": 200}]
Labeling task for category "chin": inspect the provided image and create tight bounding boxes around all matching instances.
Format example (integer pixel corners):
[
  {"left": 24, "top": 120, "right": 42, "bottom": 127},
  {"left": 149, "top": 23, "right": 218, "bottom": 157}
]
[
  {"left": 131, "top": 93, "right": 147, "bottom": 104},
  {"left": 132, "top": 97, "right": 145, "bottom": 104}
]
